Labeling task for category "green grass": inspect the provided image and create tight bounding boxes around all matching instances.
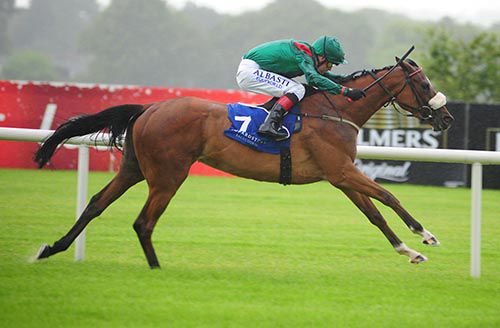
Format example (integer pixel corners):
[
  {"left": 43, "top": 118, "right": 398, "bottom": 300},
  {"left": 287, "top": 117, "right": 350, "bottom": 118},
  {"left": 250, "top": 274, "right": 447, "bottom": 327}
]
[{"left": 1, "top": 168, "right": 499, "bottom": 327}]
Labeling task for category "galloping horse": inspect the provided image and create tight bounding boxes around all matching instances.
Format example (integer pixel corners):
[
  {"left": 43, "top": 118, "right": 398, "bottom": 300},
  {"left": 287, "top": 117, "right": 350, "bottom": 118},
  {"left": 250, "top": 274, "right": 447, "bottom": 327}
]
[{"left": 34, "top": 56, "right": 454, "bottom": 268}]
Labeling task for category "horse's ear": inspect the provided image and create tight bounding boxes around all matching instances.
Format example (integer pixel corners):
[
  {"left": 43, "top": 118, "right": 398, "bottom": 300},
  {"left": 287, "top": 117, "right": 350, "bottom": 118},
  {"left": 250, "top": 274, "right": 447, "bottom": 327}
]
[{"left": 395, "top": 56, "right": 400, "bottom": 62}]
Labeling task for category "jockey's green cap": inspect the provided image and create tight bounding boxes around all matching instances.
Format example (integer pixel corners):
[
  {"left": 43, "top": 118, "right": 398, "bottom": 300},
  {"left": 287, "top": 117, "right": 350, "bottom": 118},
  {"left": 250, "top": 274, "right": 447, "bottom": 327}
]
[{"left": 312, "top": 36, "right": 347, "bottom": 65}]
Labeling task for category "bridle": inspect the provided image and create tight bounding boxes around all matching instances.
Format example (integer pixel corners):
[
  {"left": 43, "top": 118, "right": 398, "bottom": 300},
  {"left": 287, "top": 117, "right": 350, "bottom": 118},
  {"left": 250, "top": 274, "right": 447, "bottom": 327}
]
[
  {"left": 367, "top": 66, "right": 436, "bottom": 120},
  {"left": 359, "top": 45, "right": 444, "bottom": 121}
]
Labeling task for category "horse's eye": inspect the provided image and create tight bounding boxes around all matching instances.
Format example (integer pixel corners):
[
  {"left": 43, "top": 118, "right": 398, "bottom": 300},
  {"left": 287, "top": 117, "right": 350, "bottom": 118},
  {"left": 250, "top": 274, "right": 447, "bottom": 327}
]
[{"left": 421, "top": 82, "right": 430, "bottom": 93}]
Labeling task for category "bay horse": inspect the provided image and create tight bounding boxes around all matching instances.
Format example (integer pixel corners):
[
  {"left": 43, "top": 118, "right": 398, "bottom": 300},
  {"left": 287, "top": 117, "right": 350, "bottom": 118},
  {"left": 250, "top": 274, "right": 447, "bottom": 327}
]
[{"left": 34, "top": 57, "right": 454, "bottom": 268}]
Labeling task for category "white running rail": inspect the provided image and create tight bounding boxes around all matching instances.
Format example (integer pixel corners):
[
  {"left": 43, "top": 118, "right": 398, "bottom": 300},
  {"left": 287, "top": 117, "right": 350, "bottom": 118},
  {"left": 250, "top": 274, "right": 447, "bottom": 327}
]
[
  {"left": 0, "top": 127, "right": 110, "bottom": 262},
  {"left": 1, "top": 127, "right": 500, "bottom": 277}
]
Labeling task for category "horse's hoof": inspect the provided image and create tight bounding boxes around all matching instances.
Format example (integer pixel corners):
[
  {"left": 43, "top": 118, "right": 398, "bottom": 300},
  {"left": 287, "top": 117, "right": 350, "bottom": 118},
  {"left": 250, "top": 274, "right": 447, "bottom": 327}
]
[
  {"left": 35, "top": 244, "right": 51, "bottom": 260},
  {"left": 410, "top": 254, "right": 428, "bottom": 264},
  {"left": 422, "top": 236, "right": 440, "bottom": 246}
]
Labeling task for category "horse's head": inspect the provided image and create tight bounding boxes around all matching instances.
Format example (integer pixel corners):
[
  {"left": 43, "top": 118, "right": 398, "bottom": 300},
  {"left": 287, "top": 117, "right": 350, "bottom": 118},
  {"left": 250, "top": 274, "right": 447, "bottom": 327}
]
[{"left": 390, "top": 58, "right": 454, "bottom": 131}]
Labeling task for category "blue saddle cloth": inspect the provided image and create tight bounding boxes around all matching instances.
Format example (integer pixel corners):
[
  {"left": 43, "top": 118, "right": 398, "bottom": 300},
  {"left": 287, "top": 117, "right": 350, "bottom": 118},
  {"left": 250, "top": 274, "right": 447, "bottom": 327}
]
[{"left": 224, "top": 103, "right": 301, "bottom": 154}]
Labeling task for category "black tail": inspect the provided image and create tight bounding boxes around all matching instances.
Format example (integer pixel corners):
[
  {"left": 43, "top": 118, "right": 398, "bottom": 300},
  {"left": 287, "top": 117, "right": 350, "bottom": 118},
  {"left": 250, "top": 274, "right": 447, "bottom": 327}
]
[{"left": 34, "top": 104, "right": 144, "bottom": 168}]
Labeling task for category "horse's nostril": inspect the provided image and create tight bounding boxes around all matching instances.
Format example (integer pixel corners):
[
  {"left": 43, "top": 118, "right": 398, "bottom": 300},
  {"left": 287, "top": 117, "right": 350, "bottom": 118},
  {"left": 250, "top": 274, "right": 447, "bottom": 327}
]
[{"left": 443, "top": 115, "right": 454, "bottom": 124}]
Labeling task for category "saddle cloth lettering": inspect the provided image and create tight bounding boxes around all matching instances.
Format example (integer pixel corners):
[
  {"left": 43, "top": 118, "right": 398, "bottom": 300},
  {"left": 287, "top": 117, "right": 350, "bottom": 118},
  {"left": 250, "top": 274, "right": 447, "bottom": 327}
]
[{"left": 224, "top": 103, "right": 301, "bottom": 154}]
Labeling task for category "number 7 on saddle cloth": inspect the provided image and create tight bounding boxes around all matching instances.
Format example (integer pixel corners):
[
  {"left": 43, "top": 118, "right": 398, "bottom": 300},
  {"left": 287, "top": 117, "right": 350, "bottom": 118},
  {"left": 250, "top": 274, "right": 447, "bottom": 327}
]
[{"left": 224, "top": 103, "right": 302, "bottom": 154}]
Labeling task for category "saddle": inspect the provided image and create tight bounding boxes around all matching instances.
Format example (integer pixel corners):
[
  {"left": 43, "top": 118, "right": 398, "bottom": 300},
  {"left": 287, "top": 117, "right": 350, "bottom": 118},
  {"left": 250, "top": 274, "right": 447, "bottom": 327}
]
[
  {"left": 224, "top": 102, "right": 302, "bottom": 185},
  {"left": 224, "top": 102, "right": 302, "bottom": 154}
]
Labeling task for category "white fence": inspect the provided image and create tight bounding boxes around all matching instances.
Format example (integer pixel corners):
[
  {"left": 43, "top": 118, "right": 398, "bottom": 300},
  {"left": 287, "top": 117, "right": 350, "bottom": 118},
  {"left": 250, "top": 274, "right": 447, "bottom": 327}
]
[{"left": 1, "top": 127, "right": 500, "bottom": 277}]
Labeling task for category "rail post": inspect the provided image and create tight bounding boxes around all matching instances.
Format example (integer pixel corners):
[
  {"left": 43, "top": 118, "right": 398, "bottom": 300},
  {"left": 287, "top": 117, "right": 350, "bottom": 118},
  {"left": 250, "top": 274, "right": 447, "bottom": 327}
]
[
  {"left": 74, "top": 145, "right": 89, "bottom": 261},
  {"left": 470, "top": 162, "right": 482, "bottom": 278}
]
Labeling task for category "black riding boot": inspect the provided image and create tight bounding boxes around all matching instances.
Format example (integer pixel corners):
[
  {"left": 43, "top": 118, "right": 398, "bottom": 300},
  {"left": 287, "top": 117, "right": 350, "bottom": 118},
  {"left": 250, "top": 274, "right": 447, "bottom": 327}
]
[{"left": 258, "top": 103, "right": 289, "bottom": 141}]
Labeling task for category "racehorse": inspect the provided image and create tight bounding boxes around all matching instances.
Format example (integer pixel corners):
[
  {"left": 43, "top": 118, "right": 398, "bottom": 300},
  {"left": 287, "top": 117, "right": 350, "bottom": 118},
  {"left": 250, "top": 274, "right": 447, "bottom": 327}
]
[{"left": 34, "top": 56, "right": 454, "bottom": 268}]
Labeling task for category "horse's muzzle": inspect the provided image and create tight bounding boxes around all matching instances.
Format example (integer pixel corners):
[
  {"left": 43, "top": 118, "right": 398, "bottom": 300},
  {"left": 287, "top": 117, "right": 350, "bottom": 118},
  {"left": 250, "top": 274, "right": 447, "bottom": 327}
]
[{"left": 432, "top": 107, "right": 454, "bottom": 131}]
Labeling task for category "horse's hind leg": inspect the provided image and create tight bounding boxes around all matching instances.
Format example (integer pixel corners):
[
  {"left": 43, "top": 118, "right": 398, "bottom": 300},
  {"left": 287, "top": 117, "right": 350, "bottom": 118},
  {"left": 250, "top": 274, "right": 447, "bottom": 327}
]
[
  {"left": 340, "top": 188, "right": 427, "bottom": 264},
  {"left": 36, "top": 168, "right": 144, "bottom": 260},
  {"left": 133, "top": 165, "right": 191, "bottom": 269}
]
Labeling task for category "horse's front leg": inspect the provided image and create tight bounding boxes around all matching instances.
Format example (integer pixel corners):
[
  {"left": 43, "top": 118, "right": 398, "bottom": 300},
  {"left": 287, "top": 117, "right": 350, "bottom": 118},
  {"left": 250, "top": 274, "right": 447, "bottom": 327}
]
[
  {"left": 339, "top": 187, "right": 427, "bottom": 263},
  {"left": 332, "top": 163, "right": 440, "bottom": 246}
]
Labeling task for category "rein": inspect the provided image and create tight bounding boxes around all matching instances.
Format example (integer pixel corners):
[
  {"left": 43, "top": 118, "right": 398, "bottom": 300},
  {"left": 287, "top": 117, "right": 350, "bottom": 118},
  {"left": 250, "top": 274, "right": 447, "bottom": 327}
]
[
  {"left": 300, "top": 112, "right": 360, "bottom": 132},
  {"left": 362, "top": 46, "right": 415, "bottom": 93},
  {"left": 299, "top": 91, "right": 360, "bottom": 133}
]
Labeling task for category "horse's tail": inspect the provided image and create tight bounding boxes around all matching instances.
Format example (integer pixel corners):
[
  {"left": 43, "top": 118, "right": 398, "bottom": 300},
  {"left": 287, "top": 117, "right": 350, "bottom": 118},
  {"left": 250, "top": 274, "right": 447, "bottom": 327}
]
[{"left": 34, "top": 104, "right": 144, "bottom": 168}]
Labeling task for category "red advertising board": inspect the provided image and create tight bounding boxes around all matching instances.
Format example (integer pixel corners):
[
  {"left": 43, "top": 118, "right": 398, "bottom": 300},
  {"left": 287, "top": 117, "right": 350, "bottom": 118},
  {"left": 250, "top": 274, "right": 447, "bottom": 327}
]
[{"left": 0, "top": 80, "right": 268, "bottom": 175}]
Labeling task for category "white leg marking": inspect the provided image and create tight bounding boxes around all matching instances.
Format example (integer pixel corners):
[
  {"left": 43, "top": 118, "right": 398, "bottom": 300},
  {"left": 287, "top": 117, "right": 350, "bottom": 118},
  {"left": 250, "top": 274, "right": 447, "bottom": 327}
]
[
  {"left": 395, "top": 243, "right": 427, "bottom": 264},
  {"left": 420, "top": 229, "right": 440, "bottom": 246}
]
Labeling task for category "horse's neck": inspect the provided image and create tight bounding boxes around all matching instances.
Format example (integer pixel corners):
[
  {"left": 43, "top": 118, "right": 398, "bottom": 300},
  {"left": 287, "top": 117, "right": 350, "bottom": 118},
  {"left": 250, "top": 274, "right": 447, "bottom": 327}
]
[{"left": 343, "top": 68, "right": 405, "bottom": 128}]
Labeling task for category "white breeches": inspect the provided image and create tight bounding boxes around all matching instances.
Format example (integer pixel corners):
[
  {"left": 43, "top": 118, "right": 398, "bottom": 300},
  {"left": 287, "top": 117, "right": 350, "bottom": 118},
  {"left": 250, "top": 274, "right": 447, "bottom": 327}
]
[{"left": 236, "top": 59, "right": 306, "bottom": 100}]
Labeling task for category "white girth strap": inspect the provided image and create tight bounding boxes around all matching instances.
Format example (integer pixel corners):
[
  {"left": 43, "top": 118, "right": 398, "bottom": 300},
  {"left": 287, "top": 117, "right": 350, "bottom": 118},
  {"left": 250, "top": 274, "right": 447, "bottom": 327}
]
[
  {"left": 428, "top": 92, "right": 447, "bottom": 110},
  {"left": 321, "top": 115, "right": 360, "bottom": 132}
]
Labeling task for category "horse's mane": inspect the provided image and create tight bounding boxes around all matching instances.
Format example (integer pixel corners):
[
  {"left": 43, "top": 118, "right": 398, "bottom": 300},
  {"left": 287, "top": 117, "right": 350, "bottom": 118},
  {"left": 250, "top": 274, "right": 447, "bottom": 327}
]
[
  {"left": 332, "top": 66, "right": 392, "bottom": 83},
  {"left": 304, "top": 65, "right": 394, "bottom": 97}
]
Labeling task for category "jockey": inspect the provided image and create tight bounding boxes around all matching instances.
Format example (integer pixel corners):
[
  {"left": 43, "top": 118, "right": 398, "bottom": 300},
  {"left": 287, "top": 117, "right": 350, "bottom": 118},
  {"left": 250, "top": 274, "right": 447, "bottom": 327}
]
[{"left": 236, "top": 36, "right": 365, "bottom": 141}]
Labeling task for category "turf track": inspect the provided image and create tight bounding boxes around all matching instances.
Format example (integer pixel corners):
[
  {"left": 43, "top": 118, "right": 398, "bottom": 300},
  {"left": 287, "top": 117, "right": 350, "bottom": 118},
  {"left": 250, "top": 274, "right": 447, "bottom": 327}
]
[{"left": 1, "top": 169, "right": 499, "bottom": 327}]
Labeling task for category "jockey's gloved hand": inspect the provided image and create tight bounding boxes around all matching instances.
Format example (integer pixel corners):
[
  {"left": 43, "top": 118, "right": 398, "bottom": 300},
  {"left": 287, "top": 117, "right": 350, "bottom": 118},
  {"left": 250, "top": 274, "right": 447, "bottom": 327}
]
[{"left": 344, "top": 88, "right": 366, "bottom": 101}]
